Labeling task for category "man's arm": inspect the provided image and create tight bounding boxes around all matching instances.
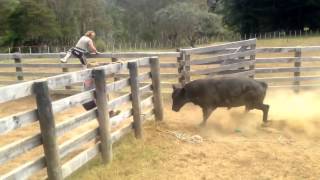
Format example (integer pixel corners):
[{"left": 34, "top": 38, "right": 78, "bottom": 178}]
[{"left": 88, "top": 39, "right": 98, "bottom": 53}]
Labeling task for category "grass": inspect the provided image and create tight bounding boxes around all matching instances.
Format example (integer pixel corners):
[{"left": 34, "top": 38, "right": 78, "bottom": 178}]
[
  {"left": 67, "top": 122, "right": 175, "bottom": 180},
  {"left": 256, "top": 36, "right": 320, "bottom": 47}
]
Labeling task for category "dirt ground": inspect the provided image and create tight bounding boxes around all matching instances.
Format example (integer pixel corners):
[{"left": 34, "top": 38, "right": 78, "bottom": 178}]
[{"left": 67, "top": 89, "right": 320, "bottom": 180}]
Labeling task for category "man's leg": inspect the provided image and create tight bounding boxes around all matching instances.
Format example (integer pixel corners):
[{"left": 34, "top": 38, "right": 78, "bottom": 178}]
[
  {"left": 60, "top": 49, "right": 72, "bottom": 63},
  {"left": 79, "top": 54, "right": 88, "bottom": 65}
]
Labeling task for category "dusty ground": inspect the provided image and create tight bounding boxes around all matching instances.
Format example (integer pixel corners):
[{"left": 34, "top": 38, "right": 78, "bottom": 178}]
[
  {"left": 68, "top": 89, "right": 320, "bottom": 180},
  {"left": 1, "top": 89, "right": 320, "bottom": 179}
]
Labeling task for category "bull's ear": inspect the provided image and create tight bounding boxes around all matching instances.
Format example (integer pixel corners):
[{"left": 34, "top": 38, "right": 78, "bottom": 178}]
[
  {"left": 172, "top": 84, "right": 180, "bottom": 90},
  {"left": 172, "top": 84, "right": 177, "bottom": 90}
]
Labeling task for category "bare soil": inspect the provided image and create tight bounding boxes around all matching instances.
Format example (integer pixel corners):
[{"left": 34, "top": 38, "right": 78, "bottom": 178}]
[{"left": 68, "top": 89, "right": 320, "bottom": 180}]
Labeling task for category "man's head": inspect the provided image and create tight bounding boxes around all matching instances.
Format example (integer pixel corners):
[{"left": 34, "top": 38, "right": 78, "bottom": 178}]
[{"left": 85, "top": 31, "right": 96, "bottom": 39}]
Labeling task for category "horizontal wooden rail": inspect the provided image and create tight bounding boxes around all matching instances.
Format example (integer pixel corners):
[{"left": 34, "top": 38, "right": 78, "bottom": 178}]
[
  {"left": 0, "top": 72, "right": 60, "bottom": 77},
  {"left": 256, "top": 67, "right": 320, "bottom": 73},
  {"left": 257, "top": 75, "right": 320, "bottom": 83},
  {"left": 191, "top": 60, "right": 255, "bottom": 75},
  {"left": 256, "top": 46, "right": 320, "bottom": 53},
  {"left": 212, "top": 70, "right": 255, "bottom": 78},
  {"left": 191, "top": 50, "right": 255, "bottom": 65},
  {"left": 0, "top": 63, "right": 82, "bottom": 68},
  {"left": 0, "top": 52, "right": 179, "bottom": 60},
  {"left": 181, "top": 39, "right": 256, "bottom": 55},
  {"left": 256, "top": 57, "right": 320, "bottom": 63},
  {"left": 0, "top": 109, "right": 37, "bottom": 134}
]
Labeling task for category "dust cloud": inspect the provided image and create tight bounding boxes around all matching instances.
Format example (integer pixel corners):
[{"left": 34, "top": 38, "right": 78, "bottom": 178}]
[{"left": 168, "top": 89, "right": 320, "bottom": 138}]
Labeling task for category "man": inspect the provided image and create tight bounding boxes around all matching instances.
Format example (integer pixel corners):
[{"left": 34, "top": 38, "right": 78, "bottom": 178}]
[{"left": 60, "top": 31, "right": 98, "bottom": 65}]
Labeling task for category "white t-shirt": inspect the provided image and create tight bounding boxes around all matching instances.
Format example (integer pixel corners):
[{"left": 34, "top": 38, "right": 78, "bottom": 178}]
[{"left": 75, "top": 36, "right": 92, "bottom": 52}]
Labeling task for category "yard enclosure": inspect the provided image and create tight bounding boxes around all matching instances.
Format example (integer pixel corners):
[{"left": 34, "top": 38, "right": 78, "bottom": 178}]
[
  {"left": 1, "top": 39, "right": 320, "bottom": 179},
  {"left": 0, "top": 57, "right": 163, "bottom": 179},
  {"left": 2, "top": 39, "right": 320, "bottom": 92}
]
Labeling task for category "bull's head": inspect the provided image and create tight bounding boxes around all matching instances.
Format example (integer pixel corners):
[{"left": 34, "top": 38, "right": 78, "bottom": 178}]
[{"left": 172, "top": 84, "right": 188, "bottom": 112}]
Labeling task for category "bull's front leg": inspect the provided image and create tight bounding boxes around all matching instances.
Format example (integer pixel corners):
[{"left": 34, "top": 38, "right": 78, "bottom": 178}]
[{"left": 200, "top": 106, "right": 215, "bottom": 127}]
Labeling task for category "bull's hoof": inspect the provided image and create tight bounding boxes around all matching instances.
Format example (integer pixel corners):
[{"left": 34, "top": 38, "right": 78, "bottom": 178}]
[{"left": 261, "top": 121, "right": 270, "bottom": 127}]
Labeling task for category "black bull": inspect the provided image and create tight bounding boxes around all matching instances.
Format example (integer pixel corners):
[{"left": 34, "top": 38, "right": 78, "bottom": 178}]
[{"left": 172, "top": 77, "right": 269, "bottom": 126}]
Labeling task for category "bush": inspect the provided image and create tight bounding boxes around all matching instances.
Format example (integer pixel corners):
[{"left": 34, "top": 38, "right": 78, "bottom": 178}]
[{"left": 95, "top": 39, "right": 107, "bottom": 52}]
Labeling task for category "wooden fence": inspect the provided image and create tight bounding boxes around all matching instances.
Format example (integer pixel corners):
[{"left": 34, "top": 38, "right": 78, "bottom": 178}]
[
  {"left": 178, "top": 39, "right": 256, "bottom": 84},
  {"left": 254, "top": 46, "right": 320, "bottom": 91},
  {"left": 0, "top": 57, "right": 163, "bottom": 179},
  {"left": 2, "top": 39, "right": 320, "bottom": 92},
  {"left": 2, "top": 39, "right": 320, "bottom": 179},
  {"left": 0, "top": 52, "right": 179, "bottom": 94}
]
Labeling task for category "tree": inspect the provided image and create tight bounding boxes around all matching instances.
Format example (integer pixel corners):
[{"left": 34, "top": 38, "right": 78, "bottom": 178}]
[
  {"left": 6, "top": 0, "right": 61, "bottom": 46},
  {"left": 0, "top": 0, "right": 19, "bottom": 46},
  {"left": 219, "top": 0, "right": 320, "bottom": 34},
  {"left": 155, "top": 2, "right": 225, "bottom": 47}
]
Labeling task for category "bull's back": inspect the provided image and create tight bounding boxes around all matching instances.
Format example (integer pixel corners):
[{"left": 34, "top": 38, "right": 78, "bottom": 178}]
[{"left": 185, "top": 77, "right": 267, "bottom": 107}]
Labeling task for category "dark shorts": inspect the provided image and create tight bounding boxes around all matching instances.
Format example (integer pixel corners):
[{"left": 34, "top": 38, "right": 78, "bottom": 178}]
[{"left": 71, "top": 47, "right": 89, "bottom": 65}]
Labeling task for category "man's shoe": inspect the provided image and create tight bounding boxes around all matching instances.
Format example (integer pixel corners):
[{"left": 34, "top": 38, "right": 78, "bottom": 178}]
[{"left": 60, "top": 58, "right": 67, "bottom": 63}]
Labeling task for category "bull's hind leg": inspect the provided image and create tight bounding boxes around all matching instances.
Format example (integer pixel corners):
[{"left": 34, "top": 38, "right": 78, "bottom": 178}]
[
  {"left": 255, "top": 104, "right": 269, "bottom": 123},
  {"left": 200, "top": 107, "right": 215, "bottom": 127}
]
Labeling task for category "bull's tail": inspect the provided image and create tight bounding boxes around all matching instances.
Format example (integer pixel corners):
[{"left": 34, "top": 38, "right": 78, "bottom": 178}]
[{"left": 259, "top": 81, "right": 268, "bottom": 89}]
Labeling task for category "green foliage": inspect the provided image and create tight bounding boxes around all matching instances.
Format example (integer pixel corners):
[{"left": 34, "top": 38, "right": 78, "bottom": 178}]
[
  {"left": 95, "top": 39, "right": 107, "bottom": 52},
  {"left": 5, "top": 0, "right": 61, "bottom": 46},
  {"left": 2, "top": 0, "right": 320, "bottom": 48},
  {"left": 219, "top": 0, "right": 320, "bottom": 34},
  {"left": 155, "top": 2, "right": 225, "bottom": 47}
]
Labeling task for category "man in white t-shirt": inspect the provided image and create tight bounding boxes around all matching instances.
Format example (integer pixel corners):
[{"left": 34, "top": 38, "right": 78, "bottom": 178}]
[{"left": 60, "top": 31, "right": 98, "bottom": 65}]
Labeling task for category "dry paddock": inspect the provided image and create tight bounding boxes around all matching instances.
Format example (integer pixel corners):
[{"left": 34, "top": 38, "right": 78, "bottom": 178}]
[{"left": 1, "top": 88, "right": 320, "bottom": 179}]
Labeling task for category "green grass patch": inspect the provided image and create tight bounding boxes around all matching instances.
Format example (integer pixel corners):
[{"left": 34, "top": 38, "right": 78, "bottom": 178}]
[{"left": 67, "top": 123, "right": 173, "bottom": 180}]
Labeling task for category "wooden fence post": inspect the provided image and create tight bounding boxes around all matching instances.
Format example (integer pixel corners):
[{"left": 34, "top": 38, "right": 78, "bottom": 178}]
[
  {"left": 249, "top": 42, "right": 257, "bottom": 78},
  {"left": 33, "top": 81, "right": 62, "bottom": 180},
  {"left": 176, "top": 49, "right": 185, "bottom": 86},
  {"left": 93, "top": 69, "right": 112, "bottom": 164},
  {"left": 13, "top": 53, "right": 24, "bottom": 81},
  {"left": 183, "top": 51, "right": 191, "bottom": 83},
  {"left": 150, "top": 57, "right": 164, "bottom": 121},
  {"left": 128, "top": 61, "right": 143, "bottom": 139},
  {"left": 111, "top": 57, "right": 120, "bottom": 81},
  {"left": 294, "top": 48, "right": 302, "bottom": 93}
]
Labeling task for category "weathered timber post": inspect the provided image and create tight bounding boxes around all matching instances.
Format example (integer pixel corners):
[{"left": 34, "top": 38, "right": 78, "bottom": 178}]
[
  {"left": 128, "top": 61, "right": 143, "bottom": 138},
  {"left": 111, "top": 57, "right": 120, "bottom": 81},
  {"left": 294, "top": 48, "right": 302, "bottom": 93},
  {"left": 249, "top": 41, "right": 257, "bottom": 78},
  {"left": 182, "top": 51, "right": 191, "bottom": 83},
  {"left": 34, "top": 81, "right": 62, "bottom": 180},
  {"left": 93, "top": 69, "right": 112, "bottom": 164},
  {"left": 176, "top": 49, "right": 185, "bottom": 86},
  {"left": 13, "top": 53, "right": 24, "bottom": 81},
  {"left": 150, "top": 57, "right": 164, "bottom": 121}
]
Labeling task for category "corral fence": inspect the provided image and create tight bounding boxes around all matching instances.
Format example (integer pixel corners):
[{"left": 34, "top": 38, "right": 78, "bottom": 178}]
[
  {"left": 1, "top": 39, "right": 320, "bottom": 179},
  {"left": 176, "top": 39, "right": 320, "bottom": 92},
  {"left": 4, "top": 29, "right": 320, "bottom": 54},
  {"left": 2, "top": 39, "right": 320, "bottom": 93},
  {"left": 0, "top": 57, "right": 163, "bottom": 179}
]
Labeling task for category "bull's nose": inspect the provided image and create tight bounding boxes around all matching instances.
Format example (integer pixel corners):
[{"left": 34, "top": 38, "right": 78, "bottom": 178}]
[{"left": 172, "top": 107, "right": 179, "bottom": 112}]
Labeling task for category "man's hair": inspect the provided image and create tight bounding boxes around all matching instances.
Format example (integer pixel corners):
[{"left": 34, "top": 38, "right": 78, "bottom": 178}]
[{"left": 85, "top": 31, "right": 95, "bottom": 37}]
